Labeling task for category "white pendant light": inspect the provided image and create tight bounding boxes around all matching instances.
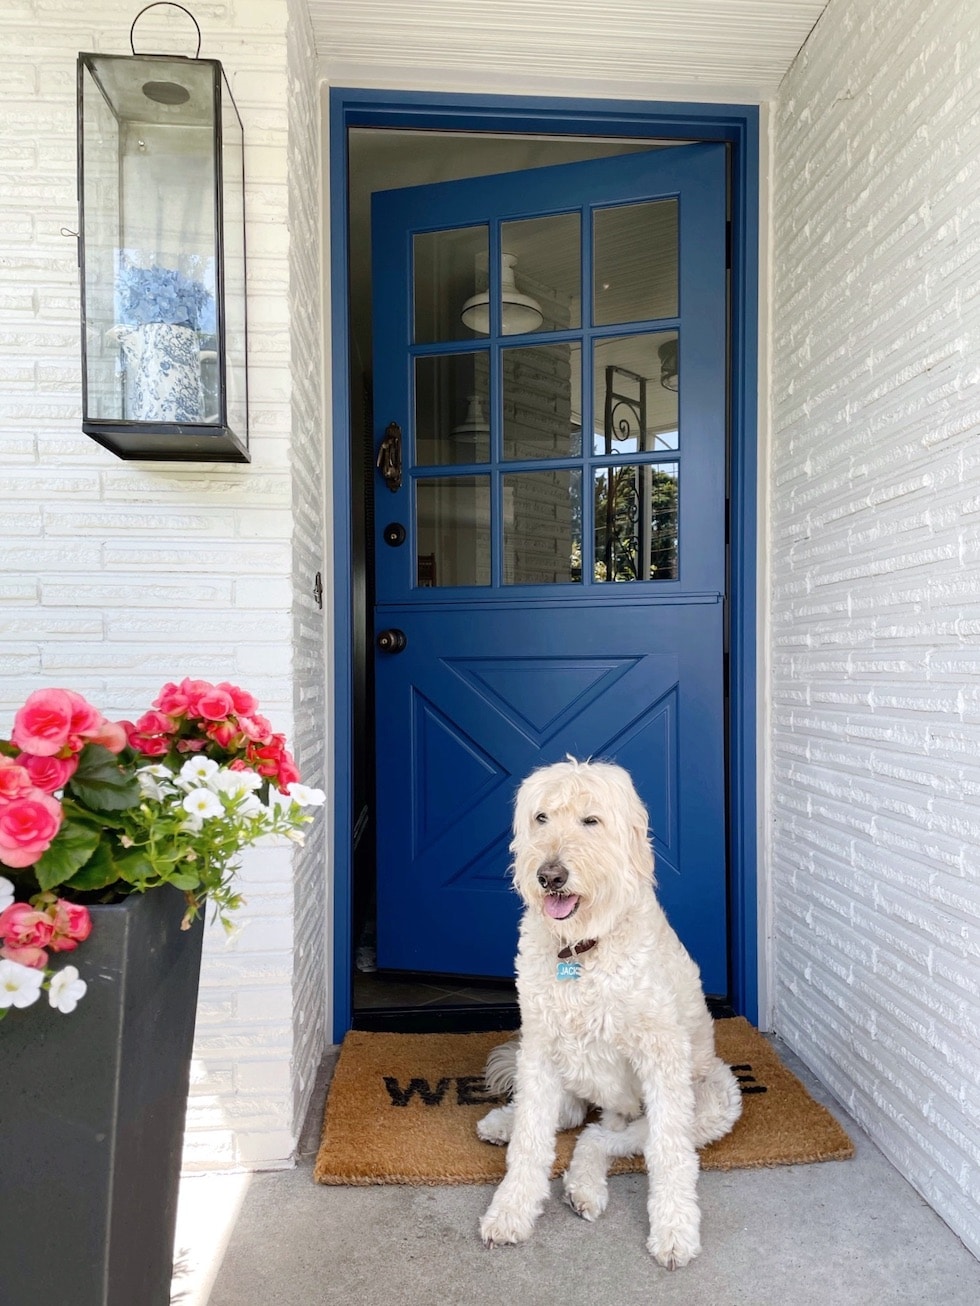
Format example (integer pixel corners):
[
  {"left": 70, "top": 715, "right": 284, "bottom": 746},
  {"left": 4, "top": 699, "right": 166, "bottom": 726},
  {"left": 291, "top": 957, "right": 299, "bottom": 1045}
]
[
  {"left": 452, "top": 393, "right": 490, "bottom": 442},
  {"left": 461, "top": 252, "right": 543, "bottom": 336}
]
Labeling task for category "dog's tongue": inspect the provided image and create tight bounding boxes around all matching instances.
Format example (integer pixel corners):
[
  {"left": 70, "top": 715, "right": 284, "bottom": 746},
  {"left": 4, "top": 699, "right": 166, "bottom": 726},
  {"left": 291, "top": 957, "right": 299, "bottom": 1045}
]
[{"left": 544, "top": 893, "right": 579, "bottom": 920}]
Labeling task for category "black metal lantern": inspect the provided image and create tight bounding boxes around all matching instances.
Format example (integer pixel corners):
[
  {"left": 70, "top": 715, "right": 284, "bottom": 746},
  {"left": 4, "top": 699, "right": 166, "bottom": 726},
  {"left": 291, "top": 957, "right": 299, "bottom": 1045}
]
[{"left": 77, "top": 5, "right": 248, "bottom": 462}]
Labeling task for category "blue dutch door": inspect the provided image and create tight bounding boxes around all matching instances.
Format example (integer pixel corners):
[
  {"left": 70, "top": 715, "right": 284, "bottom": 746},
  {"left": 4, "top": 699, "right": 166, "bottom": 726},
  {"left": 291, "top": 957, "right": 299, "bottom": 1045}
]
[{"left": 371, "top": 144, "right": 729, "bottom": 995}]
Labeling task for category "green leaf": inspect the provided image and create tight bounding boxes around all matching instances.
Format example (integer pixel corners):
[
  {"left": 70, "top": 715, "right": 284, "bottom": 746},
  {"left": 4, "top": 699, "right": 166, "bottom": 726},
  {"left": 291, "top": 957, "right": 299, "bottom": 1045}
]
[
  {"left": 67, "top": 744, "right": 141, "bottom": 813},
  {"left": 112, "top": 848, "right": 156, "bottom": 887},
  {"left": 167, "top": 872, "right": 202, "bottom": 891},
  {"left": 33, "top": 820, "right": 102, "bottom": 891},
  {"left": 62, "top": 838, "right": 121, "bottom": 892}
]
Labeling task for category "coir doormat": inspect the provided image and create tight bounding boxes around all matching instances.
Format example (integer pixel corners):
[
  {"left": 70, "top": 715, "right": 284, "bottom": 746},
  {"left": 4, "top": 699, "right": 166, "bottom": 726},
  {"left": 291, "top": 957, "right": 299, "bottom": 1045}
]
[{"left": 313, "top": 1018, "right": 853, "bottom": 1186}]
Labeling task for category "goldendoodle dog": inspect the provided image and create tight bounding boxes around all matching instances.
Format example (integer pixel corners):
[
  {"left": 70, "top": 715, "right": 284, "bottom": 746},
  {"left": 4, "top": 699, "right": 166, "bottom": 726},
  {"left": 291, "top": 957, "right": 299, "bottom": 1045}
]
[{"left": 477, "top": 758, "right": 742, "bottom": 1269}]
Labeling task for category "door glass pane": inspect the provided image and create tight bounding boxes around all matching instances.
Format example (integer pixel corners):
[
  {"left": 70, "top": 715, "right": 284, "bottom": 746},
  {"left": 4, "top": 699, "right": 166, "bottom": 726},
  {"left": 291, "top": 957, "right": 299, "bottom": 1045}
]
[
  {"left": 503, "top": 469, "right": 582, "bottom": 585},
  {"left": 416, "top": 476, "right": 490, "bottom": 587},
  {"left": 594, "top": 461, "right": 678, "bottom": 582},
  {"left": 502, "top": 343, "right": 581, "bottom": 460},
  {"left": 415, "top": 353, "right": 490, "bottom": 466},
  {"left": 593, "top": 333, "right": 678, "bottom": 455},
  {"left": 593, "top": 200, "right": 677, "bottom": 326},
  {"left": 414, "top": 226, "right": 488, "bottom": 344},
  {"left": 496, "top": 212, "right": 581, "bottom": 333}
]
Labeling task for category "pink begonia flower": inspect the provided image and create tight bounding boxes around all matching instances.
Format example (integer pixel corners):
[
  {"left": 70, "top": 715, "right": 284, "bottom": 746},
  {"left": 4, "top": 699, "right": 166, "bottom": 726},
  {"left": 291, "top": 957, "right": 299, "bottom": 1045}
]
[
  {"left": 128, "top": 733, "right": 171, "bottom": 757},
  {"left": 177, "top": 680, "right": 215, "bottom": 716},
  {"left": 152, "top": 681, "right": 192, "bottom": 716},
  {"left": 193, "top": 687, "right": 235, "bottom": 722},
  {"left": 174, "top": 738, "right": 207, "bottom": 753},
  {"left": 0, "top": 790, "right": 63, "bottom": 868},
  {"left": 49, "top": 900, "right": 92, "bottom": 951},
  {"left": 11, "top": 688, "right": 76, "bottom": 757},
  {"left": 134, "top": 710, "right": 175, "bottom": 736},
  {"left": 1, "top": 944, "right": 49, "bottom": 970},
  {"left": 238, "top": 714, "right": 273, "bottom": 744},
  {"left": 86, "top": 719, "right": 128, "bottom": 754},
  {"left": 17, "top": 751, "right": 78, "bottom": 794},
  {"left": 205, "top": 720, "right": 239, "bottom": 749},
  {"left": 0, "top": 902, "right": 56, "bottom": 950},
  {"left": 0, "top": 756, "right": 33, "bottom": 802},
  {"left": 216, "top": 682, "right": 258, "bottom": 717},
  {"left": 64, "top": 690, "right": 104, "bottom": 738}
]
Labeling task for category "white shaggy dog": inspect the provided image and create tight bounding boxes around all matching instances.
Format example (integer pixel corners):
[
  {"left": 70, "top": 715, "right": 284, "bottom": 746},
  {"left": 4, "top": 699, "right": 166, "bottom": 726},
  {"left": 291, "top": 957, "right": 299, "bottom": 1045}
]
[{"left": 477, "top": 758, "right": 742, "bottom": 1268}]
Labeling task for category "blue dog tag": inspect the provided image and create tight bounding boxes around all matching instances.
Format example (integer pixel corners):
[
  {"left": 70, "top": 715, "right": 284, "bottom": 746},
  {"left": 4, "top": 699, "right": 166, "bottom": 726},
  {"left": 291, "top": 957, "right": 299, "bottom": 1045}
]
[{"left": 556, "top": 960, "right": 581, "bottom": 981}]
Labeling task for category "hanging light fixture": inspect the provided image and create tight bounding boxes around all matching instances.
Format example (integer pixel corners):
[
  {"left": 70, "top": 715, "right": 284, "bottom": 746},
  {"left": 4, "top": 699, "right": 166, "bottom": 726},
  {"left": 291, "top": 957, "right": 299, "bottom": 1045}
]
[
  {"left": 461, "top": 252, "right": 543, "bottom": 336},
  {"left": 658, "top": 338, "right": 678, "bottom": 392},
  {"left": 451, "top": 393, "right": 490, "bottom": 442},
  {"left": 76, "top": 3, "right": 248, "bottom": 462}
]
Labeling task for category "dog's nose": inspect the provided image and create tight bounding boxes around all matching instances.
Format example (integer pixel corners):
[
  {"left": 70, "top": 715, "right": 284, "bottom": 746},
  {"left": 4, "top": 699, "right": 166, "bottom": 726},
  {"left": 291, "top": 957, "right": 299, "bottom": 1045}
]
[{"left": 536, "top": 862, "right": 568, "bottom": 893}]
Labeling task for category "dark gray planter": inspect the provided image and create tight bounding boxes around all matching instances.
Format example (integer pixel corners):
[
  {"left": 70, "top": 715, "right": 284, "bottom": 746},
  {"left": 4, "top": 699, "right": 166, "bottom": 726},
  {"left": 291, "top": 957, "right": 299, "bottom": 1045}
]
[{"left": 0, "top": 885, "right": 204, "bottom": 1306}]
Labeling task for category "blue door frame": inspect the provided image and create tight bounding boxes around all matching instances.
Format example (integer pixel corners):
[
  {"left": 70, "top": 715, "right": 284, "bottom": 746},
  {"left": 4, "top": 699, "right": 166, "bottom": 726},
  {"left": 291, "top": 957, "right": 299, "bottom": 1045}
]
[{"left": 328, "top": 88, "right": 760, "bottom": 1041}]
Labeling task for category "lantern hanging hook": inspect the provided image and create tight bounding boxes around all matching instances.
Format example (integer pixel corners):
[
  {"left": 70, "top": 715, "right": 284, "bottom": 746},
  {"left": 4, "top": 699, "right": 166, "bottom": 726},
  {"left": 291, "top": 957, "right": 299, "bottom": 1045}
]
[{"left": 129, "top": 3, "right": 203, "bottom": 58}]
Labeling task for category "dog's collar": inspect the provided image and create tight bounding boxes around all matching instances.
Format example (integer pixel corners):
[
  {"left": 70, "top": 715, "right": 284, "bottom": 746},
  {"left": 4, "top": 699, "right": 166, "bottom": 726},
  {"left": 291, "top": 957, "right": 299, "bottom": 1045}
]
[{"left": 557, "top": 938, "right": 597, "bottom": 960}]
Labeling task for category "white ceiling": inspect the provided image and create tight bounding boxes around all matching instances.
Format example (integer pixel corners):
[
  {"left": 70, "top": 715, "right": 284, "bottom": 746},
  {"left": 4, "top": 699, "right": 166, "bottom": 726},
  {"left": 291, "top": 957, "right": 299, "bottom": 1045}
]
[{"left": 306, "top": 0, "right": 830, "bottom": 102}]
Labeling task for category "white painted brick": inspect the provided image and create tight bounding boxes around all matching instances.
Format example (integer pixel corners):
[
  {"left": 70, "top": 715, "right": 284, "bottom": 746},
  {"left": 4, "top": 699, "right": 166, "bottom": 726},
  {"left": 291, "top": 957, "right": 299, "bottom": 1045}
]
[
  {"left": 236, "top": 1060, "right": 293, "bottom": 1095},
  {"left": 771, "top": 0, "right": 980, "bottom": 1260},
  {"left": 0, "top": 0, "right": 326, "bottom": 1175},
  {"left": 235, "top": 1131, "right": 296, "bottom": 1167}
]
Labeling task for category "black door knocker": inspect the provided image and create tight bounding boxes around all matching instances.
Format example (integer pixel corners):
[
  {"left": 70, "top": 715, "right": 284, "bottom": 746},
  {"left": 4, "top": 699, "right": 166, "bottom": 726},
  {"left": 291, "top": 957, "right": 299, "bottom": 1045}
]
[{"left": 376, "top": 421, "right": 402, "bottom": 492}]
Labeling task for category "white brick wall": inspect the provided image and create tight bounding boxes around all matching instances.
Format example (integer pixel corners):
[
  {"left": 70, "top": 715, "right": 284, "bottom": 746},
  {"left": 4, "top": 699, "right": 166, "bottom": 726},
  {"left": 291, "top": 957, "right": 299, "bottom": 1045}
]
[
  {"left": 284, "top": 0, "right": 329, "bottom": 1150},
  {"left": 771, "top": 0, "right": 980, "bottom": 1257},
  {"left": 0, "top": 0, "right": 326, "bottom": 1169}
]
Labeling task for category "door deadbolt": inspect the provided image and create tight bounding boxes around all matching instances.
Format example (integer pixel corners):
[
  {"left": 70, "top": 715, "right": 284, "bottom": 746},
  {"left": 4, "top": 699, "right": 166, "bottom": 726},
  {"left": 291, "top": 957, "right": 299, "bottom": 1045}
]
[
  {"left": 376, "top": 628, "right": 407, "bottom": 653},
  {"left": 383, "top": 522, "right": 406, "bottom": 547}
]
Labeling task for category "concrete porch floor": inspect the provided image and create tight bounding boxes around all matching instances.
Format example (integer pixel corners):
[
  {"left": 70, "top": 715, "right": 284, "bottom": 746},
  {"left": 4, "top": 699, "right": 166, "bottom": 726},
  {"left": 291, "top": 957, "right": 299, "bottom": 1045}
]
[{"left": 172, "top": 1039, "right": 980, "bottom": 1306}]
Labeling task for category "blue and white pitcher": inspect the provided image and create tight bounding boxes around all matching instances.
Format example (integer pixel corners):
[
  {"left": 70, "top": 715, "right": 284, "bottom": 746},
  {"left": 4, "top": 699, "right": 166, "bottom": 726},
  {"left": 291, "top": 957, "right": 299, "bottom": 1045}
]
[{"left": 111, "top": 321, "right": 204, "bottom": 423}]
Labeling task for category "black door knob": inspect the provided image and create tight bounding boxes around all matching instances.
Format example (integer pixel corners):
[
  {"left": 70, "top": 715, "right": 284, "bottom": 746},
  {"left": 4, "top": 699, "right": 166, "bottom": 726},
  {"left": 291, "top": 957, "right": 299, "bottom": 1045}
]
[
  {"left": 383, "top": 522, "right": 406, "bottom": 547},
  {"left": 376, "top": 628, "right": 407, "bottom": 653}
]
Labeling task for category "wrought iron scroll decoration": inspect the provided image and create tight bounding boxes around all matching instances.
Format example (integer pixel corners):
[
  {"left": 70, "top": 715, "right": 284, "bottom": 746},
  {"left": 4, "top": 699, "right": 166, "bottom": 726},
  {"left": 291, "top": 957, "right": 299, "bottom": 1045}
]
[{"left": 601, "top": 365, "right": 646, "bottom": 581}]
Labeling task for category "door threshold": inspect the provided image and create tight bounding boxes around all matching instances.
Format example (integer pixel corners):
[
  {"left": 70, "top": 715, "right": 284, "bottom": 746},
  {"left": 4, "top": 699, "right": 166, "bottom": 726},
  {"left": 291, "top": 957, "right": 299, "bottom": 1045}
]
[
  {"left": 353, "top": 1003, "right": 521, "bottom": 1034},
  {"left": 353, "top": 995, "right": 733, "bottom": 1034}
]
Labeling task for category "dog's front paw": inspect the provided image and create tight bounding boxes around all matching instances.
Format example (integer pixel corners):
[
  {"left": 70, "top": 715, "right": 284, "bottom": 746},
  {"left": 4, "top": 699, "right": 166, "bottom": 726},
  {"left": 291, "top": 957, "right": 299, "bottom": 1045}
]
[
  {"left": 646, "top": 1228, "right": 701, "bottom": 1270},
  {"left": 480, "top": 1203, "right": 536, "bottom": 1248},
  {"left": 476, "top": 1105, "right": 514, "bottom": 1146},
  {"left": 562, "top": 1172, "right": 608, "bottom": 1222}
]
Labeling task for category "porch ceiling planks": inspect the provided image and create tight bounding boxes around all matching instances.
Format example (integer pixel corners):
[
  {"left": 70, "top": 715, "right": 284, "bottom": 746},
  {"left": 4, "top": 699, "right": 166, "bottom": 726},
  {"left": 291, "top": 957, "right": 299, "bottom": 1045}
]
[{"left": 305, "top": 0, "right": 830, "bottom": 102}]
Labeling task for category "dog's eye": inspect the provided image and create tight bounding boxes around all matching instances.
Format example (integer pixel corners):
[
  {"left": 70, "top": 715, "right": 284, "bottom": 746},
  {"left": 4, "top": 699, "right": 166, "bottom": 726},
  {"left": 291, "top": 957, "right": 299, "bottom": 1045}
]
[
  {"left": 534, "top": 812, "right": 548, "bottom": 825},
  {"left": 581, "top": 815, "right": 601, "bottom": 827}
]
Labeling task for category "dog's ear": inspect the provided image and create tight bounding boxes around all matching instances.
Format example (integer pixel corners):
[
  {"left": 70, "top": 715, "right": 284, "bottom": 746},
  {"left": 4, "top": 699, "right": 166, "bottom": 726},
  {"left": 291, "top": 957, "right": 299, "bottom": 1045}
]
[
  {"left": 510, "top": 769, "right": 545, "bottom": 846},
  {"left": 624, "top": 782, "right": 656, "bottom": 886}
]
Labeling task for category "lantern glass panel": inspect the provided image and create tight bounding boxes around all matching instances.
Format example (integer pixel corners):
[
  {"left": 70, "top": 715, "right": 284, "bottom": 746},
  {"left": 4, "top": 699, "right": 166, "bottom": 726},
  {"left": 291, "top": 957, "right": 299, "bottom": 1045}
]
[
  {"left": 78, "top": 52, "right": 247, "bottom": 461},
  {"left": 220, "top": 69, "right": 246, "bottom": 440}
]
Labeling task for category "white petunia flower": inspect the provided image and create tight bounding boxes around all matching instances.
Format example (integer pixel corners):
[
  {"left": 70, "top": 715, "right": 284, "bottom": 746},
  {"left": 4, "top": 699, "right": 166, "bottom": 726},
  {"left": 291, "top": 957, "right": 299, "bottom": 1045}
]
[
  {"left": 178, "top": 756, "right": 221, "bottom": 790},
  {"left": 0, "top": 876, "right": 14, "bottom": 913},
  {"left": 137, "top": 770, "right": 169, "bottom": 801},
  {"left": 0, "top": 959, "right": 45, "bottom": 1009},
  {"left": 48, "top": 965, "right": 87, "bottom": 1014},
  {"left": 181, "top": 788, "right": 224, "bottom": 821},
  {"left": 213, "top": 768, "right": 264, "bottom": 799},
  {"left": 287, "top": 783, "right": 326, "bottom": 808}
]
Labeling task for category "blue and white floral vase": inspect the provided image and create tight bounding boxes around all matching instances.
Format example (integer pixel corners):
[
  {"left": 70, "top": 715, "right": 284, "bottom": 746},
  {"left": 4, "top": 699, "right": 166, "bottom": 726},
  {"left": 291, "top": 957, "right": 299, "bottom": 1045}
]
[{"left": 110, "top": 321, "right": 204, "bottom": 423}]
